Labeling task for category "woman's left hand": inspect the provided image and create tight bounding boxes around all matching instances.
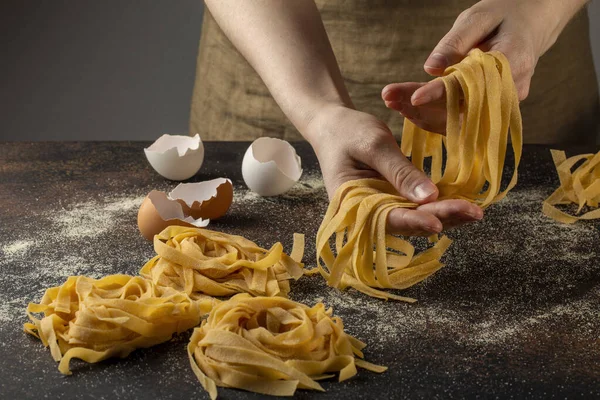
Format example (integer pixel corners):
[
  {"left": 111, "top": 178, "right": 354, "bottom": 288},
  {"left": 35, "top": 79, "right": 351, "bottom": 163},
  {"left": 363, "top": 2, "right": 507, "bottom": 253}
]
[{"left": 381, "top": 0, "right": 587, "bottom": 133}]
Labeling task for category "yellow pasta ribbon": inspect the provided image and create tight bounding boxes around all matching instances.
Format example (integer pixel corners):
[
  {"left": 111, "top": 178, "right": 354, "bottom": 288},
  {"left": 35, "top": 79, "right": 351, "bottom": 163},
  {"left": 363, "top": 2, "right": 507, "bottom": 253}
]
[
  {"left": 24, "top": 274, "right": 214, "bottom": 375},
  {"left": 317, "top": 49, "right": 522, "bottom": 301},
  {"left": 188, "top": 293, "right": 386, "bottom": 400},
  {"left": 140, "top": 226, "right": 306, "bottom": 299},
  {"left": 543, "top": 149, "right": 600, "bottom": 223},
  {"left": 402, "top": 49, "right": 522, "bottom": 206}
]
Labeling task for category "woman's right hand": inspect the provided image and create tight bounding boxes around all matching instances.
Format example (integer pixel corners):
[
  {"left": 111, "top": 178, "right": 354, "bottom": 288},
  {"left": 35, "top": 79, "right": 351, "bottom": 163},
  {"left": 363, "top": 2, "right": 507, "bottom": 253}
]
[{"left": 305, "top": 104, "right": 483, "bottom": 236}]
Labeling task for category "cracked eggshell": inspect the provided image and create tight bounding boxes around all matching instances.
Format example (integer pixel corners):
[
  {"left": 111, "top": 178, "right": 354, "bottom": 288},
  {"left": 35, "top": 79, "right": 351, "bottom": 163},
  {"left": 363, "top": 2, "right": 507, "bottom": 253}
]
[
  {"left": 137, "top": 190, "right": 209, "bottom": 241},
  {"left": 168, "top": 178, "right": 233, "bottom": 220},
  {"left": 241, "top": 137, "right": 302, "bottom": 196},
  {"left": 144, "top": 134, "right": 204, "bottom": 181}
]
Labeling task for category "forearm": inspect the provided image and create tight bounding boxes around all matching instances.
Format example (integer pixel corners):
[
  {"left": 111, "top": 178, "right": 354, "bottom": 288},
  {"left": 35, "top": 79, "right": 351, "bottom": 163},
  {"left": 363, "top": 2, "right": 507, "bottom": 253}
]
[
  {"left": 540, "top": 0, "right": 590, "bottom": 54},
  {"left": 204, "top": 0, "right": 352, "bottom": 142}
]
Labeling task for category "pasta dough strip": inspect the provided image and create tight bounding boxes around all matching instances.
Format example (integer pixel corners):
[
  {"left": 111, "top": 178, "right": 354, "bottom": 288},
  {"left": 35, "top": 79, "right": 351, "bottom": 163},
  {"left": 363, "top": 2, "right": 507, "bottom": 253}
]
[
  {"left": 317, "top": 50, "right": 522, "bottom": 301},
  {"left": 543, "top": 149, "right": 600, "bottom": 223}
]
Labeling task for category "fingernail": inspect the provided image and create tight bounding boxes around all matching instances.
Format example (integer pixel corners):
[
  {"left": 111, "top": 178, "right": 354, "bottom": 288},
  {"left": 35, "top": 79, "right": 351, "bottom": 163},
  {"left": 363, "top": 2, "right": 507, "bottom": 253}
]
[
  {"left": 425, "top": 53, "right": 448, "bottom": 71},
  {"left": 425, "top": 223, "right": 442, "bottom": 233},
  {"left": 413, "top": 182, "right": 436, "bottom": 200},
  {"left": 464, "top": 209, "right": 484, "bottom": 220},
  {"left": 382, "top": 88, "right": 392, "bottom": 100},
  {"left": 385, "top": 100, "right": 403, "bottom": 110},
  {"left": 411, "top": 93, "right": 431, "bottom": 106}
]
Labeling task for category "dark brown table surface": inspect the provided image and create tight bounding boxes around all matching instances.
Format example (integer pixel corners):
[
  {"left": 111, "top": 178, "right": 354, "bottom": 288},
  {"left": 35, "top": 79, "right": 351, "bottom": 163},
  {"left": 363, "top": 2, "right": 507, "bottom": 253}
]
[{"left": 1, "top": 141, "right": 599, "bottom": 399}]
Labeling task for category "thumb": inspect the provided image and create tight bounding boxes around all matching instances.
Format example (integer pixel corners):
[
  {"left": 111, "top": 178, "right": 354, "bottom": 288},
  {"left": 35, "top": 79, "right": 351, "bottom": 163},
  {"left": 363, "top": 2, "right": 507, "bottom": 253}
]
[
  {"left": 425, "top": 7, "right": 503, "bottom": 76},
  {"left": 370, "top": 135, "right": 438, "bottom": 204}
]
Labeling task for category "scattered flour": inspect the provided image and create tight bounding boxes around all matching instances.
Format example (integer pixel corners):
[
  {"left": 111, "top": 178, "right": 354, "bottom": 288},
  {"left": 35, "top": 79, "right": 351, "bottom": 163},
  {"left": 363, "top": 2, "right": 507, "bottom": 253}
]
[
  {"left": 233, "top": 171, "right": 326, "bottom": 205},
  {"left": 289, "top": 185, "right": 600, "bottom": 352},
  {"left": 51, "top": 196, "right": 144, "bottom": 238},
  {"left": 1, "top": 240, "right": 34, "bottom": 258},
  {"left": 0, "top": 195, "right": 150, "bottom": 324}
]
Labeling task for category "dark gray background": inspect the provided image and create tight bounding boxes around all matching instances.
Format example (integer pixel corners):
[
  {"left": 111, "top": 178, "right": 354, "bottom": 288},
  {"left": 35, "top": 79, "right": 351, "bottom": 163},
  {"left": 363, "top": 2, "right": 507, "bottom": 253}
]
[{"left": 1, "top": 1, "right": 599, "bottom": 142}]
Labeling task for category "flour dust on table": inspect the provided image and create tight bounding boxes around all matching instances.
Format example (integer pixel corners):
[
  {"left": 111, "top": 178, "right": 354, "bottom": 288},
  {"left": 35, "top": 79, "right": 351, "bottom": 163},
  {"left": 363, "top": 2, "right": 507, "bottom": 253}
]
[{"left": 0, "top": 194, "right": 148, "bottom": 324}]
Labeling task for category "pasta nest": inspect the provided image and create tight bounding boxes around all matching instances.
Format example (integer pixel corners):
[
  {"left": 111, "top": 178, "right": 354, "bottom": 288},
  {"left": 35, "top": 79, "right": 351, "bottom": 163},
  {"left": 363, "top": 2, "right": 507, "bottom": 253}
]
[
  {"left": 543, "top": 149, "right": 600, "bottom": 223},
  {"left": 141, "top": 226, "right": 305, "bottom": 299},
  {"left": 24, "top": 274, "right": 213, "bottom": 375},
  {"left": 317, "top": 179, "right": 452, "bottom": 302},
  {"left": 188, "top": 293, "right": 386, "bottom": 399}
]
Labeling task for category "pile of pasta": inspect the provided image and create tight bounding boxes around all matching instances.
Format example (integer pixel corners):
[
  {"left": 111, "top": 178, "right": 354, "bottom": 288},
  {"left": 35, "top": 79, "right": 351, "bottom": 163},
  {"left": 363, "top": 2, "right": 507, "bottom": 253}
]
[
  {"left": 26, "top": 226, "right": 385, "bottom": 398},
  {"left": 317, "top": 49, "right": 523, "bottom": 301},
  {"left": 24, "top": 274, "right": 213, "bottom": 375},
  {"left": 543, "top": 149, "right": 600, "bottom": 223},
  {"left": 188, "top": 294, "right": 386, "bottom": 400},
  {"left": 25, "top": 227, "right": 307, "bottom": 374},
  {"left": 140, "top": 226, "right": 305, "bottom": 298}
]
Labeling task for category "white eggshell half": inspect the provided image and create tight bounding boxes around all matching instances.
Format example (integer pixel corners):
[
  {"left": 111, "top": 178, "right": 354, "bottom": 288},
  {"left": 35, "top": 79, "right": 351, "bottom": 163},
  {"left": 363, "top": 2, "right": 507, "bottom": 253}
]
[
  {"left": 241, "top": 137, "right": 302, "bottom": 196},
  {"left": 168, "top": 178, "right": 231, "bottom": 207},
  {"left": 144, "top": 133, "right": 205, "bottom": 181},
  {"left": 148, "top": 190, "right": 209, "bottom": 227}
]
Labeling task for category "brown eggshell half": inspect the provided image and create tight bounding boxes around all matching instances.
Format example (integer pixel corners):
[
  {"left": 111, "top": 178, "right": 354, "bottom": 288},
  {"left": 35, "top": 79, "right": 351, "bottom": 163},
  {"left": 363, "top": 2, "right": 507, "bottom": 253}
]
[
  {"left": 169, "top": 178, "right": 233, "bottom": 220},
  {"left": 137, "top": 190, "right": 209, "bottom": 241}
]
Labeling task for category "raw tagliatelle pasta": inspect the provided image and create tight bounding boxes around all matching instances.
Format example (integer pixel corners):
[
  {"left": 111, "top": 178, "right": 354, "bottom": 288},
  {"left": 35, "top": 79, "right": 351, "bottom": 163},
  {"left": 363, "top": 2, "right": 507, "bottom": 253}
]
[
  {"left": 401, "top": 49, "right": 523, "bottom": 206},
  {"left": 543, "top": 149, "right": 600, "bottom": 223},
  {"left": 24, "top": 274, "right": 214, "bottom": 374},
  {"left": 140, "top": 226, "right": 305, "bottom": 299},
  {"left": 188, "top": 293, "right": 386, "bottom": 399},
  {"left": 317, "top": 49, "right": 523, "bottom": 301},
  {"left": 317, "top": 179, "right": 453, "bottom": 302}
]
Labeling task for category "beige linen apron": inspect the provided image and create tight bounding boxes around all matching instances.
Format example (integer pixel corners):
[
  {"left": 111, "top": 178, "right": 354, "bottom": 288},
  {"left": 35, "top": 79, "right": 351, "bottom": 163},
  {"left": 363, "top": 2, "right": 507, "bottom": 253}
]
[{"left": 190, "top": 1, "right": 599, "bottom": 145}]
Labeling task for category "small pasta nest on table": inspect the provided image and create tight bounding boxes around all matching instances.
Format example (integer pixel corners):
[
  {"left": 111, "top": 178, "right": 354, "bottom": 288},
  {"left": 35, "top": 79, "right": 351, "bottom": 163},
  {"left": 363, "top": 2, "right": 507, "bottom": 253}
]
[
  {"left": 24, "top": 274, "right": 214, "bottom": 375},
  {"left": 188, "top": 293, "right": 386, "bottom": 399},
  {"left": 141, "top": 226, "right": 305, "bottom": 298}
]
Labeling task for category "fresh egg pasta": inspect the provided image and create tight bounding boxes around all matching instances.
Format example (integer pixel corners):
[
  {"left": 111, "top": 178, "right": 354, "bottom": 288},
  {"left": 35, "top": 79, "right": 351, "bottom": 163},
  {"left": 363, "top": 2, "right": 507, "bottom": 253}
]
[
  {"left": 141, "top": 226, "right": 305, "bottom": 299},
  {"left": 543, "top": 149, "right": 600, "bottom": 223},
  {"left": 188, "top": 293, "right": 386, "bottom": 399},
  {"left": 317, "top": 179, "right": 453, "bottom": 302},
  {"left": 24, "top": 274, "right": 213, "bottom": 374},
  {"left": 401, "top": 49, "right": 522, "bottom": 207},
  {"left": 317, "top": 49, "right": 522, "bottom": 301}
]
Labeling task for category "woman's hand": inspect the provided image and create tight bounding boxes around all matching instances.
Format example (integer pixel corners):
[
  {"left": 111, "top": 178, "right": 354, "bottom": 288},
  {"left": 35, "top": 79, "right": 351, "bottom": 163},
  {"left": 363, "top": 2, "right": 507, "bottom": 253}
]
[
  {"left": 306, "top": 104, "right": 483, "bottom": 236},
  {"left": 382, "top": 0, "right": 588, "bottom": 133}
]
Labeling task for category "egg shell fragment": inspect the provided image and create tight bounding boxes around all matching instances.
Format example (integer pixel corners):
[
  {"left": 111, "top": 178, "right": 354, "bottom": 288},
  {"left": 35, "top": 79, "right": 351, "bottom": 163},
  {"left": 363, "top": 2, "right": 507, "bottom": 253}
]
[
  {"left": 241, "top": 137, "right": 302, "bottom": 196},
  {"left": 137, "top": 190, "right": 209, "bottom": 241},
  {"left": 169, "top": 178, "right": 233, "bottom": 220},
  {"left": 144, "top": 134, "right": 205, "bottom": 181}
]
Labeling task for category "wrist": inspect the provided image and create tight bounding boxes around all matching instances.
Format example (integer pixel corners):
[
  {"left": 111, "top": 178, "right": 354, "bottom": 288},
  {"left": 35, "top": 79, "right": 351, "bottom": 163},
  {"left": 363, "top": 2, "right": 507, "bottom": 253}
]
[
  {"left": 301, "top": 102, "right": 354, "bottom": 150},
  {"left": 295, "top": 100, "right": 354, "bottom": 147}
]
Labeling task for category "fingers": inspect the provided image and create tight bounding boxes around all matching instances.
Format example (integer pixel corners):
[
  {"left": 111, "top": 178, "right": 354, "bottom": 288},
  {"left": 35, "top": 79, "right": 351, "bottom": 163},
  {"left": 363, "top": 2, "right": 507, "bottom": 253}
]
[
  {"left": 386, "top": 199, "right": 484, "bottom": 236},
  {"left": 381, "top": 82, "right": 426, "bottom": 103},
  {"left": 381, "top": 81, "right": 448, "bottom": 134},
  {"left": 366, "top": 131, "right": 439, "bottom": 204},
  {"left": 386, "top": 208, "right": 442, "bottom": 236},
  {"left": 425, "top": 7, "right": 503, "bottom": 76},
  {"left": 417, "top": 199, "right": 483, "bottom": 230},
  {"left": 410, "top": 79, "right": 446, "bottom": 107}
]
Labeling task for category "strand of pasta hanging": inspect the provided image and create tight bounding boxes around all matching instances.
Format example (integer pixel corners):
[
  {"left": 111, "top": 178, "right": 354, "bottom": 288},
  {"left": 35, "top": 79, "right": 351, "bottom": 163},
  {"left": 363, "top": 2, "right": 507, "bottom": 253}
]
[
  {"left": 317, "top": 49, "right": 523, "bottom": 301},
  {"left": 402, "top": 49, "right": 523, "bottom": 206},
  {"left": 188, "top": 294, "right": 386, "bottom": 400},
  {"left": 140, "top": 226, "right": 306, "bottom": 299},
  {"left": 543, "top": 149, "right": 600, "bottom": 223}
]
